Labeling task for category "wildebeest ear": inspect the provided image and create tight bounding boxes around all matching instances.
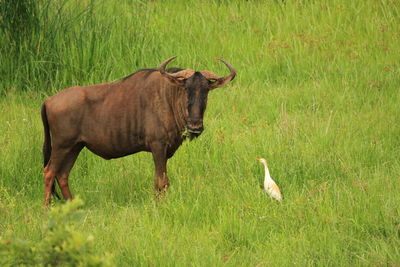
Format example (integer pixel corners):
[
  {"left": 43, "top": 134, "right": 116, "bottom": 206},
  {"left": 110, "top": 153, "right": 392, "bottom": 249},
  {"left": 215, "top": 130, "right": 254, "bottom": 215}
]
[
  {"left": 162, "top": 74, "right": 186, "bottom": 85},
  {"left": 209, "top": 76, "right": 235, "bottom": 90},
  {"left": 201, "top": 59, "right": 236, "bottom": 90},
  {"left": 162, "top": 70, "right": 195, "bottom": 85}
]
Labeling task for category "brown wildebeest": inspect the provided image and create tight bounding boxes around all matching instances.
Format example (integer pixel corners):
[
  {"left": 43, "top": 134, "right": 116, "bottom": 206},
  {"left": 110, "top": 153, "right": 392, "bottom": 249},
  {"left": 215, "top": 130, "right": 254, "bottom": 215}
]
[{"left": 41, "top": 57, "right": 236, "bottom": 207}]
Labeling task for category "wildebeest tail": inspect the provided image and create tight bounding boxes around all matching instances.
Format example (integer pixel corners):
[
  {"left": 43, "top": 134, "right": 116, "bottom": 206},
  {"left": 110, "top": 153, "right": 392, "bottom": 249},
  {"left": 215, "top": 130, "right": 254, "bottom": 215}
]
[
  {"left": 41, "top": 103, "right": 60, "bottom": 199},
  {"left": 41, "top": 104, "right": 51, "bottom": 167}
]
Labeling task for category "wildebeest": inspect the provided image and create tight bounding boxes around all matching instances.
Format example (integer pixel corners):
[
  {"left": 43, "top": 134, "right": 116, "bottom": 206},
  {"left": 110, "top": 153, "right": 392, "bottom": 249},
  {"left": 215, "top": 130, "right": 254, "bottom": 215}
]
[{"left": 41, "top": 57, "right": 236, "bottom": 206}]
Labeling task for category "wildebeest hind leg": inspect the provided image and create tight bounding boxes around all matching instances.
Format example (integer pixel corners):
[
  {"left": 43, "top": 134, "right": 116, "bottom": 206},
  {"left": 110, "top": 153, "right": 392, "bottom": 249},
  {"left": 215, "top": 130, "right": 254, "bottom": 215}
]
[
  {"left": 150, "top": 143, "right": 169, "bottom": 191},
  {"left": 56, "top": 144, "right": 83, "bottom": 201},
  {"left": 44, "top": 147, "right": 70, "bottom": 207},
  {"left": 44, "top": 163, "right": 56, "bottom": 207},
  {"left": 44, "top": 145, "right": 81, "bottom": 207}
]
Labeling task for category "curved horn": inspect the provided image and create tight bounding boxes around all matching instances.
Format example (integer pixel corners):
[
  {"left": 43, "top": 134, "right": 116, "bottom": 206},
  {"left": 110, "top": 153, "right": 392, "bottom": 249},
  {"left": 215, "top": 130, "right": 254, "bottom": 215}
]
[
  {"left": 219, "top": 58, "right": 236, "bottom": 81},
  {"left": 159, "top": 56, "right": 195, "bottom": 81},
  {"left": 205, "top": 59, "right": 236, "bottom": 89},
  {"left": 159, "top": 56, "right": 177, "bottom": 74}
]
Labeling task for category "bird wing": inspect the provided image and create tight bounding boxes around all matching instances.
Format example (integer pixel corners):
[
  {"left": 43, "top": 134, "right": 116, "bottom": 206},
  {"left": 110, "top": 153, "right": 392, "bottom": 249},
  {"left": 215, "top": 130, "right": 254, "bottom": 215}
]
[{"left": 266, "top": 182, "right": 282, "bottom": 201}]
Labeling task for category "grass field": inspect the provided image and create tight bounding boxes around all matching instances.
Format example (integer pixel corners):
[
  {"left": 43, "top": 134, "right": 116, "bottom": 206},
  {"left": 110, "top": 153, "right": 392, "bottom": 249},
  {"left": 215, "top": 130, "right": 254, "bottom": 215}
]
[{"left": 1, "top": 0, "right": 400, "bottom": 265}]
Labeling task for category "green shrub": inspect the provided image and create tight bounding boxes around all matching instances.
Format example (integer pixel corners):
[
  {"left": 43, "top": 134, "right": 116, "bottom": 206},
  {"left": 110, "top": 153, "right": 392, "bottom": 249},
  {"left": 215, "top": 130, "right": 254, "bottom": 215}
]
[{"left": 0, "top": 197, "right": 113, "bottom": 266}]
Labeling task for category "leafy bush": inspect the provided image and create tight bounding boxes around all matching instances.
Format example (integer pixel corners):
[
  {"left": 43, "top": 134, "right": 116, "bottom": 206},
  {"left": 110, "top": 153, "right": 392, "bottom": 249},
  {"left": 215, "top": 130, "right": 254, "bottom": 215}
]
[{"left": 0, "top": 197, "right": 113, "bottom": 266}]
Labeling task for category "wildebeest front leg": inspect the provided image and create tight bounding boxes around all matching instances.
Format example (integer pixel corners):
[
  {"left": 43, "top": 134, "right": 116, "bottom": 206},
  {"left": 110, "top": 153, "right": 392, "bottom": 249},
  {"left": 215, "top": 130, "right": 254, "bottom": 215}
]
[{"left": 150, "top": 143, "right": 169, "bottom": 191}]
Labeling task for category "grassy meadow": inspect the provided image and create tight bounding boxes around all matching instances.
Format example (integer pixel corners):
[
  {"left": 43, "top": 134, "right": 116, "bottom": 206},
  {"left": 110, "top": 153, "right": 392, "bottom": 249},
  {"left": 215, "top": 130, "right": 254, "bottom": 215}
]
[{"left": 1, "top": 0, "right": 400, "bottom": 265}]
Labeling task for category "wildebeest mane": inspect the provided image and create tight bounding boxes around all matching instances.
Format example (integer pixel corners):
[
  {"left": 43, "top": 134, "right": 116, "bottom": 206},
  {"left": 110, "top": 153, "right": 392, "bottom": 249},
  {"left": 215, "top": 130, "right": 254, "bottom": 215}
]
[
  {"left": 121, "top": 67, "right": 184, "bottom": 81},
  {"left": 121, "top": 69, "right": 157, "bottom": 81},
  {"left": 166, "top": 67, "right": 184, "bottom": 73}
]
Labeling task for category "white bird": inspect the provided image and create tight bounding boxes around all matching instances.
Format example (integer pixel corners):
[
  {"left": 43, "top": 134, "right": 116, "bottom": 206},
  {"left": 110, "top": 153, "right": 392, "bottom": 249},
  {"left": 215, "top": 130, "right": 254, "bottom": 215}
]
[{"left": 256, "top": 158, "right": 282, "bottom": 201}]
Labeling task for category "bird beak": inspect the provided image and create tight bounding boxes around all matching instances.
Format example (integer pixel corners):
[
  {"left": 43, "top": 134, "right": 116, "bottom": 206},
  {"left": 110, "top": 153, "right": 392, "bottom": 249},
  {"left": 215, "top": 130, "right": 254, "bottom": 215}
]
[{"left": 256, "top": 158, "right": 261, "bottom": 162}]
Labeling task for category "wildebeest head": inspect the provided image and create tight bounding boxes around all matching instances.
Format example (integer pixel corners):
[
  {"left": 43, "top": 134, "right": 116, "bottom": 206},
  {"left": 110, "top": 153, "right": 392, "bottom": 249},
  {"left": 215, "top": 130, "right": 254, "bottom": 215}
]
[{"left": 159, "top": 57, "right": 236, "bottom": 137}]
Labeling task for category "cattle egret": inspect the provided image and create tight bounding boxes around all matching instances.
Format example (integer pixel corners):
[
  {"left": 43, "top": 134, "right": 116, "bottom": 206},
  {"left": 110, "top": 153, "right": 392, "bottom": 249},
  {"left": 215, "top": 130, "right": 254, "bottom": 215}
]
[{"left": 256, "top": 158, "right": 282, "bottom": 201}]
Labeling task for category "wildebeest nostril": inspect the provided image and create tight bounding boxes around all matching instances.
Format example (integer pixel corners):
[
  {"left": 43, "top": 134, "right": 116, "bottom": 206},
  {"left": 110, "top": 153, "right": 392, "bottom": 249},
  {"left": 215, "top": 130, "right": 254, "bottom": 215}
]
[
  {"left": 188, "top": 121, "right": 203, "bottom": 129},
  {"left": 188, "top": 118, "right": 203, "bottom": 127},
  {"left": 187, "top": 122, "right": 204, "bottom": 133}
]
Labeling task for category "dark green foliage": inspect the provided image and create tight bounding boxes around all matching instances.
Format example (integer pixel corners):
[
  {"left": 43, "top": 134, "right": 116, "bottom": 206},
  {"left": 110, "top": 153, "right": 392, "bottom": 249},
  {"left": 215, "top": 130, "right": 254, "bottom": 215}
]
[
  {"left": 0, "top": 0, "right": 39, "bottom": 44},
  {"left": 0, "top": 197, "right": 113, "bottom": 266}
]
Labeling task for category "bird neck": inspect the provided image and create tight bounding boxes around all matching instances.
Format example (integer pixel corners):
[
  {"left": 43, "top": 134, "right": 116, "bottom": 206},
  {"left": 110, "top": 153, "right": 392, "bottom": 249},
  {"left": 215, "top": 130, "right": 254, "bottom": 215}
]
[{"left": 263, "top": 164, "right": 273, "bottom": 182}]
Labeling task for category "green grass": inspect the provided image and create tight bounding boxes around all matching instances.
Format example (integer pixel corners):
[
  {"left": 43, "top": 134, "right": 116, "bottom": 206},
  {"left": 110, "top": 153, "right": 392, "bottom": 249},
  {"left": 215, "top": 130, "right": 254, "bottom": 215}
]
[{"left": 1, "top": 0, "right": 400, "bottom": 265}]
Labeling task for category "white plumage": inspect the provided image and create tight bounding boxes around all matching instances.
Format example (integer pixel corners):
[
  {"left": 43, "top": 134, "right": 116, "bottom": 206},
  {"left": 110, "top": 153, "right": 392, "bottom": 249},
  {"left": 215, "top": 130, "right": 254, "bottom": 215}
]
[{"left": 256, "top": 158, "right": 282, "bottom": 201}]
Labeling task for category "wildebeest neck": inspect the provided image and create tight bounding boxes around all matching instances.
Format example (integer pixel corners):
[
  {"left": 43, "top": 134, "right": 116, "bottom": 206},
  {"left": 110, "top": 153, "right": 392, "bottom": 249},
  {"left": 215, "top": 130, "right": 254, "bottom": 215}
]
[{"left": 164, "top": 81, "right": 190, "bottom": 139}]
